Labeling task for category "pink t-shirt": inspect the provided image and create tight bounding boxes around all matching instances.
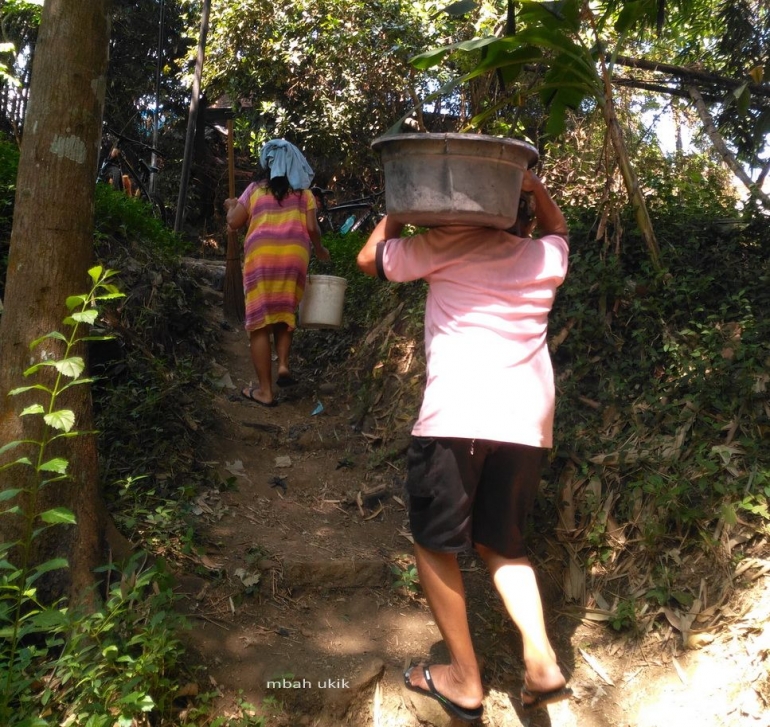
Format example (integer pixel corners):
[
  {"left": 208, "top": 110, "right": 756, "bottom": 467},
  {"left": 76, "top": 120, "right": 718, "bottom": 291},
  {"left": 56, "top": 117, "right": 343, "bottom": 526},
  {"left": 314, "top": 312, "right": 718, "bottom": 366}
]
[{"left": 381, "top": 225, "right": 569, "bottom": 447}]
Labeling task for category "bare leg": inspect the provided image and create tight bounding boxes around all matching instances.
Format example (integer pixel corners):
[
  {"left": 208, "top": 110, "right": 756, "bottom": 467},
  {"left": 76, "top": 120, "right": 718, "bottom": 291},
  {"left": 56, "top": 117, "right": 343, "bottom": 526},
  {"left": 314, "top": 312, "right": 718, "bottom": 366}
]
[
  {"left": 476, "top": 544, "right": 566, "bottom": 699},
  {"left": 245, "top": 327, "right": 274, "bottom": 404},
  {"left": 273, "top": 322, "right": 293, "bottom": 379},
  {"left": 407, "top": 543, "right": 484, "bottom": 710}
]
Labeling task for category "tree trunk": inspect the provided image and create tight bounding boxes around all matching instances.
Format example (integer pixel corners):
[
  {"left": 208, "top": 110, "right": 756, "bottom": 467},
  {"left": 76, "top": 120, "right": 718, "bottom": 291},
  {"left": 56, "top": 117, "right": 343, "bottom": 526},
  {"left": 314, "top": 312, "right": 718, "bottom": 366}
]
[
  {"left": 601, "top": 100, "right": 661, "bottom": 270},
  {"left": 598, "top": 59, "right": 662, "bottom": 270},
  {"left": 687, "top": 84, "right": 770, "bottom": 210},
  {"left": 0, "top": 0, "right": 112, "bottom": 604}
]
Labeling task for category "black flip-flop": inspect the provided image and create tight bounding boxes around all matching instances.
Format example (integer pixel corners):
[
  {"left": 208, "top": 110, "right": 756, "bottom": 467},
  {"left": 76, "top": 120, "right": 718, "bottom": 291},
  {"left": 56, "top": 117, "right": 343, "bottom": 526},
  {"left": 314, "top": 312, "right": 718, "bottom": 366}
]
[
  {"left": 276, "top": 374, "right": 299, "bottom": 388},
  {"left": 404, "top": 665, "right": 483, "bottom": 723},
  {"left": 241, "top": 387, "right": 277, "bottom": 407},
  {"left": 521, "top": 685, "right": 573, "bottom": 711}
]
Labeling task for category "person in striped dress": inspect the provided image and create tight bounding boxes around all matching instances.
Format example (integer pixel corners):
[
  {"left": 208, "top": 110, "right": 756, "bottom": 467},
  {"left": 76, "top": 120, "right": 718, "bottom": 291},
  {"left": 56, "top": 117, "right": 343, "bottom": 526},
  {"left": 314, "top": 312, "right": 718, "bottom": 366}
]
[{"left": 225, "top": 140, "right": 330, "bottom": 407}]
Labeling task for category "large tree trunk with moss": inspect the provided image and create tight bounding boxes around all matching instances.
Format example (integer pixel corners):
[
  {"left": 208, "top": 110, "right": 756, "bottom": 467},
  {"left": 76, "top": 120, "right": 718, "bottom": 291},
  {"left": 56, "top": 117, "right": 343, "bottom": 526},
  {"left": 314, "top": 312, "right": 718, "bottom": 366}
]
[{"left": 0, "top": 0, "right": 112, "bottom": 603}]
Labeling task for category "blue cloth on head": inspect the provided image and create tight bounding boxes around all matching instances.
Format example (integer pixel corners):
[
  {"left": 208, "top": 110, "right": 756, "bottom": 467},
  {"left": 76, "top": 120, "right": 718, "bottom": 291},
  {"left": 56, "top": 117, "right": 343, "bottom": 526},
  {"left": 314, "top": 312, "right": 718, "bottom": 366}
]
[{"left": 259, "top": 139, "right": 314, "bottom": 190}]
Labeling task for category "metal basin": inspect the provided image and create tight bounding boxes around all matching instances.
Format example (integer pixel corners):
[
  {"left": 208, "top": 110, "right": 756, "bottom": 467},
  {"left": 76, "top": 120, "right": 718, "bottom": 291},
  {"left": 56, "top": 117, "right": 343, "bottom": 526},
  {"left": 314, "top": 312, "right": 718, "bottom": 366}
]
[{"left": 371, "top": 133, "right": 538, "bottom": 229}]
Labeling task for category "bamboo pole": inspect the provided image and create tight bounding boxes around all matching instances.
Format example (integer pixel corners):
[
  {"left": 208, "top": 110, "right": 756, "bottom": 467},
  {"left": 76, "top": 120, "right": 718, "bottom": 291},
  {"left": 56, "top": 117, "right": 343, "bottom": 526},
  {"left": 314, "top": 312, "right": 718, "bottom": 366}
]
[
  {"left": 223, "top": 118, "right": 245, "bottom": 322},
  {"left": 174, "top": 0, "right": 210, "bottom": 233}
]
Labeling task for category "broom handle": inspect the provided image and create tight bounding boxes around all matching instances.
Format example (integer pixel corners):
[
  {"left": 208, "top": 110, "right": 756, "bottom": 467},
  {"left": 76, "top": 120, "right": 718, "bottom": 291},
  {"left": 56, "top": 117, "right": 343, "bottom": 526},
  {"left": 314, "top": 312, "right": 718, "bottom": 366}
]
[
  {"left": 227, "top": 117, "right": 236, "bottom": 199},
  {"left": 226, "top": 118, "right": 238, "bottom": 262}
]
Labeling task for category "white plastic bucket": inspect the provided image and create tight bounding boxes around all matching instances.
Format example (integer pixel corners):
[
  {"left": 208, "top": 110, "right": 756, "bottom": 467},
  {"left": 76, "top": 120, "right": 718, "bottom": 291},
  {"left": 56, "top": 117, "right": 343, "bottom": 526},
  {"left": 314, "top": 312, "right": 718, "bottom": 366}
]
[{"left": 299, "top": 275, "right": 348, "bottom": 329}]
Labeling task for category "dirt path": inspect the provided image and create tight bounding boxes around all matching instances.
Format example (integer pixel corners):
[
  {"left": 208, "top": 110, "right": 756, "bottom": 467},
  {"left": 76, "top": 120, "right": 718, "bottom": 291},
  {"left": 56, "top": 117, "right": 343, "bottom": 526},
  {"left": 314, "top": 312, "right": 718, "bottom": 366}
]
[{"left": 174, "top": 291, "right": 770, "bottom": 727}]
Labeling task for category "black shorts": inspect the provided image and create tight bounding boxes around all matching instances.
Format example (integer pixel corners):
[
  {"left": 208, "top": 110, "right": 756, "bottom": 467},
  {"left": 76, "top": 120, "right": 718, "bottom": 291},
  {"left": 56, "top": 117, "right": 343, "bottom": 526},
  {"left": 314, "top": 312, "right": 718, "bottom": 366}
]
[{"left": 404, "top": 436, "right": 545, "bottom": 559}]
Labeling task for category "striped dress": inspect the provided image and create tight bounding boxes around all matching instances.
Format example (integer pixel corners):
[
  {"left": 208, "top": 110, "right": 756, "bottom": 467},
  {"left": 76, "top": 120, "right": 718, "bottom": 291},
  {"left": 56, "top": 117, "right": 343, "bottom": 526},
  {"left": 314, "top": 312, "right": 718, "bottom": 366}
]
[{"left": 237, "top": 182, "right": 316, "bottom": 332}]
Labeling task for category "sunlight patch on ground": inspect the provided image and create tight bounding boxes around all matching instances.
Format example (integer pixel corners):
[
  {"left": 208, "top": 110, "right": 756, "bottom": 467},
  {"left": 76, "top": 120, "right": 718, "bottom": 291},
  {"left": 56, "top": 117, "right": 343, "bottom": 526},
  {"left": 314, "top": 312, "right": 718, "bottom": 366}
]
[{"left": 621, "top": 577, "right": 770, "bottom": 727}]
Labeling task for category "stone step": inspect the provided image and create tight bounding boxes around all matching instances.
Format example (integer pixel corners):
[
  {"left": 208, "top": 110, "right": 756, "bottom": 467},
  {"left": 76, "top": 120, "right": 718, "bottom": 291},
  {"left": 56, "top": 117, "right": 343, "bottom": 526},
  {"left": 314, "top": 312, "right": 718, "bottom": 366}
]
[{"left": 280, "top": 557, "right": 388, "bottom": 590}]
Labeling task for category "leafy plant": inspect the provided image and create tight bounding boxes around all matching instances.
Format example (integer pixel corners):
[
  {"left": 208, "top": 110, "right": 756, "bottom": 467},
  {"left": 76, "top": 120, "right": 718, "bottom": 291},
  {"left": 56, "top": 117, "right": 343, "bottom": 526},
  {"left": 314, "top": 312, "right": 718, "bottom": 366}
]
[
  {"left": 33, "top": 556, "right": 186, "bottom": 726},
  {"left": 391, "top": 556, "right": 420, "bottom": 594},
  {"left": 93, "top": 182, "right": 190, "bottom": 257},
  {"left": 0, "top": 267, "right": 194, "bottom": 725},
  {"left": 610, "top": 598, "right": 638, "bottom": 632},
  {"left": 205, "top": 695, "right": 266, "bottom": 727},
  {"left": 0, "top": 265, "right": 123, "bottom": 722}
]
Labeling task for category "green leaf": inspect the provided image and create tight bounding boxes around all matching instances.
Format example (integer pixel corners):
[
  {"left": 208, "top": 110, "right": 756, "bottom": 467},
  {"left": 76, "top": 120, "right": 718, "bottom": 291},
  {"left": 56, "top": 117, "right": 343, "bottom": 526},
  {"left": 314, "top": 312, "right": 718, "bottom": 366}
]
[
  {"left": 44, "top": 409, "right": 76, "bottom": 432},
  {"left": 720, "top": 501, "right": 738, "bottom": 526},
  {"left": 54, "top": 356, "right": 85, "bottom": 378},
  {"left": 671, "top": 590, "right": 694, "bottom": 608},
  {"left": 39, "top": 458, "right": 68, "bottom": 474},
  {"left": 117, "top": 692, "right": 155, "bottom": 711},
  {"left": 516, "top": 27, "right": 598, "bottom": 85},
  {"left": 29, "top": 331, "right": 67, "bottom": 348},
  {"left": 543, "top": 74, "right": 591, "bottom": 109},
  {"left": 545, "top": 97, "right": 568, "bottom": 137},
  {"left": 16, "top": 717, "right": 50, "bottom": 726},
  {"left": 0, "top": 457, "right": 33, "bottom": 472},
  {"left": 469, "top": 41, "right": 543, "bottom": 81},
  {"left": 65, "top": 294, "right": 88, "bottom": 310},
  {"left": 9, "top": 384, "right": 52, "bottom": 396},
  {"left": 615, "top": 1, "right": 648, "bottom": 35},
  {"left": 520, "top": 0, "right": 581, "bottom": 32},
  {"left": 22, "top": 361, "right": 58, "bottom": 376},
  {"left": 70, "top": 309, "right": 99, "bottom": 325},
  {"left": 20, "top": 404, "right": 45, "bottom": 416},
  {"left": 410, "top": 35, "right": 499, "bottom": 70},
  {"left": 0, "top": 440, "right": 22, "bottom": 457},
  {"left": 431, "top": 0, "right": 478, "bottom": 18},
  {"left": 34, "top": 557, "right": 69, "bottom": 573},
  {"left": 50, "top": 429, "right": 93, "bottom": 443},
  {"left": 88, "top": 265, "right": 104, "bottom": 284},
  {"left": 94, "top": 290, "right": 124, "bottom": 301},
  {"left": 59, "top": 377, "right": 95, "bottom": 393},
  {"left": 38, "top": 508, "right": 76, "bottom": 525},
  {"left": 735, "top": 85, "right": 750, "bottom": 116},
  {"left": 28, "top": 606, "right": 68, "bottom": 629},
  {"left": 0, "top": 488, "right": 23, "bottom": 501},
  {"left": 465, "top": 95, "right": 527, "bottom": 129},
  {"left": 39, "top": 475, "right": 69, "bottom": 488}
]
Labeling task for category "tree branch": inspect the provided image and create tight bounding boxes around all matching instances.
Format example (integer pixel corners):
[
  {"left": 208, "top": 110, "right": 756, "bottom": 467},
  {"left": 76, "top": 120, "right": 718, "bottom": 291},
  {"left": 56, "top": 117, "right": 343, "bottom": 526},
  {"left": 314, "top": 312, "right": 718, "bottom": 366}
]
[
  {"left": 757, "top": 159, "right": 770, "bottom": 189},
  {"left": 614, "top": 55, "right": 770, "bottom": 100},
  {"left": 687, "top": 84, "right": 770, "bottom": 208},
  {"left": 612, "top": 77, "right": 720, "bottom": 103}
]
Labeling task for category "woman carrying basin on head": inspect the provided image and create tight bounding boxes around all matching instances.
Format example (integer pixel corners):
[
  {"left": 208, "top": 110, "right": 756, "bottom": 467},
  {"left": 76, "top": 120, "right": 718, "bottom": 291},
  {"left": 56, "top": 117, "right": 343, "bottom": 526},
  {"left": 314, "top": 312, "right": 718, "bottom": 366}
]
[{"left": 356, "top": 169, "right": 572, "bottom": 721}]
